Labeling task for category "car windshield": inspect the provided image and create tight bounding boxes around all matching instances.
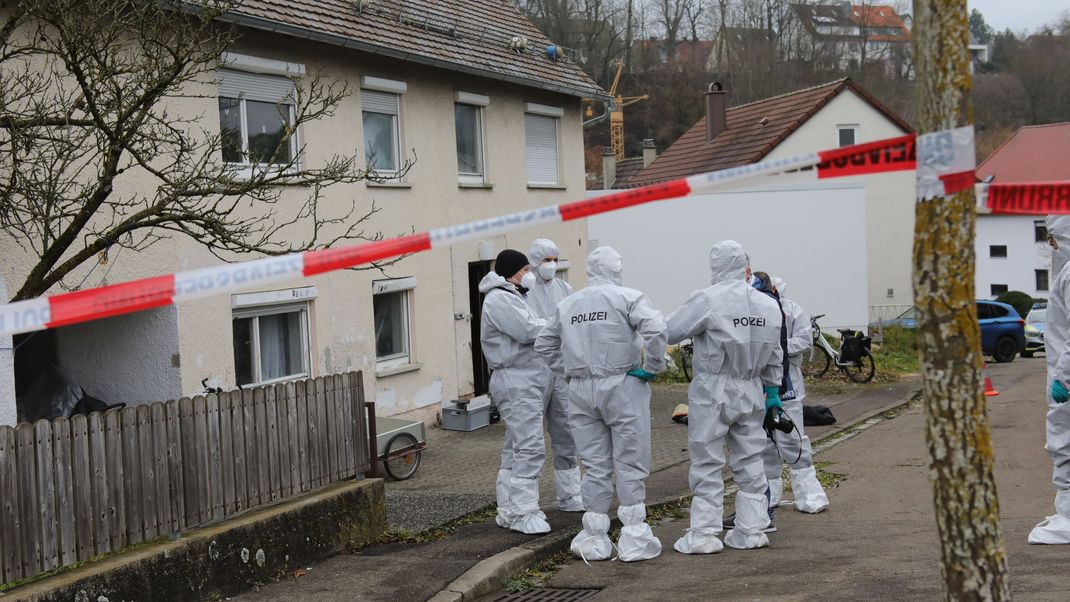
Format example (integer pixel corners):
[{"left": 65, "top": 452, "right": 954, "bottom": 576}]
[{"left": 1028, "top": 309, "right": 1046, "bottom": 324}]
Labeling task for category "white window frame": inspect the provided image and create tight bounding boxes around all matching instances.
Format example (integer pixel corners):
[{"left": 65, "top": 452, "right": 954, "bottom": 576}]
[
  {"left": 837, "top": 124, "right": 860, "bottom": 148},
  {"left": 217, "top": 59, "right": 302, "bottom": 178},
  {"left": 361, "top": 76, "right": 406, "bottom": 179},
  {"left": 373, "top": 277, "right": 416, "bottom": 370},
  {"left": 524, "top": 104, "right": 563, "bottom": 186},
  {"left": 232, "top": 300, "right": 312, "bottom": 387},
  {"left": 454, "top": 92, "right": 489, "bottom": 185}
]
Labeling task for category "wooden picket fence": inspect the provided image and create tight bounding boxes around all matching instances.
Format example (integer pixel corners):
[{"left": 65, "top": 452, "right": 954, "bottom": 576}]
[{"left": 0, "top": 371, "right": 370, "bottom": 585}]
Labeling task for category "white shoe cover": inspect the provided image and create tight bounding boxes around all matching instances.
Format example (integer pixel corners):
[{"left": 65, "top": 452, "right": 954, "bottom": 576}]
[
  {"left": 1029, "top": 489, "right": 1070, "bottom": 544},
  {"left": 790, "top": 466, "right": 829, "bottom": 514},
  {"left": 509, "top": 477, "right": 551, "bottom": 534},
  {"left": 724, "top": 491, "right": 770, "bottom": 550},
  {"left": 769, "top": 477, "right": 783, "bottom": 507},
  {"left": 495, "top": 469, "right": 513, "bottom": 528},
  {"left": 555, "top": 468, "right": 584, "bottom": 512},
  {"left": 673, "top": 529, "right": 723, "bottom": 554},
  {"left": 616, "top": 504, "right": 662, "bottom": 562},
  {"left": 570, "top": 512, "right": 613, "bottom": 561}
]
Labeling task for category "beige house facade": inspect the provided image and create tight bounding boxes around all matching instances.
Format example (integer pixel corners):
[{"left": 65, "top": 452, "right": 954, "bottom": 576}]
[{"left": 1, "top": 2, "right": 605, "bottom": 425}]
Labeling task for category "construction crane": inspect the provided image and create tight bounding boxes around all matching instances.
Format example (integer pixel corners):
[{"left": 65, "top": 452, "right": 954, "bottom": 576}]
[{"left": 584, "top": 61, "right": 649, "bottom": 160}]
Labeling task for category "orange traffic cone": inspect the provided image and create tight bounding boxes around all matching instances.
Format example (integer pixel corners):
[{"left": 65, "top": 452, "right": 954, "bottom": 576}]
[{"left": 983, "top": 363, "right": 999, "bottom": 397}]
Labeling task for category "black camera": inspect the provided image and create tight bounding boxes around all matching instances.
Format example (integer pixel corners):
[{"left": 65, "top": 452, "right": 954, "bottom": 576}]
[{"left": 764, "top": 407, "right": 795, "bottom": 436}]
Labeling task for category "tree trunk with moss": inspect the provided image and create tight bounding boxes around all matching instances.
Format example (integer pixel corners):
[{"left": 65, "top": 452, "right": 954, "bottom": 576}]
[{"left": 912, "top": 1, "right": 1010, "bottom": 599}]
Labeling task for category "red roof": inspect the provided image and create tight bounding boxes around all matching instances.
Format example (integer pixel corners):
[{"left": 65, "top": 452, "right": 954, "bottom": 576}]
[
  {"left": 629, "top": 78, "right": 912, "bottom": 187},
  {"left": 976, "top": 123, "right": 1070, "bottom": 182}
]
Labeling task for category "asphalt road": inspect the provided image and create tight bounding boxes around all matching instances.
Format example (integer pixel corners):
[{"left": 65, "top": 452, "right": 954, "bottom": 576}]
[{"left": 489, "top": 358, "right": 1065, "bottom": 601}]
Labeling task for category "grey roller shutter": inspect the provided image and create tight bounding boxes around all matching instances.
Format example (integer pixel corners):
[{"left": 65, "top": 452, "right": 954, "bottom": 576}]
[
  {"left": 525, "top": 113, "right": 559, "bottom": 184},
  {"left": 218, "top": 69, "right": 295, "bottom": 103},
  {"left": 361, "top": 89, "right": 400, "bottom": 115}
]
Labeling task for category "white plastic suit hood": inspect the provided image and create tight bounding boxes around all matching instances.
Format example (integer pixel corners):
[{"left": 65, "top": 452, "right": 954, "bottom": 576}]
[
  {"left": 528, "top": 238, "right": 560, "bottom": 267},
  {"left": 709, "top": 240, "right": 747, "bottom": 286},
  {"left": 587, "top": 246, "right": 623, "bottom": 286},
  {"left": 478, "top": 270, "right": 513, "bottom": 294},
  {"left": 1047, "top": 216, "right": 1070, "bottom": 278},
  {"left": 772, "top": 277, "right": 787, "bottom": 296}
]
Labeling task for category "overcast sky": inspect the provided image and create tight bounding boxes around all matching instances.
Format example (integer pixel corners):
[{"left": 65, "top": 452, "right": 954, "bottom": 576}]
[{"left": 967, "top": 0, "right": 1066, "bottom": 34}]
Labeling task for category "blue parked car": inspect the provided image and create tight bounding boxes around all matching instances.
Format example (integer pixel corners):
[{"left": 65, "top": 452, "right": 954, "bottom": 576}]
[
  {"left": 869, "top": 301, "right": 1023, "bottom": 363},
  {"left": 977, "top": 300, "right": 1025, "bottom": 363}
]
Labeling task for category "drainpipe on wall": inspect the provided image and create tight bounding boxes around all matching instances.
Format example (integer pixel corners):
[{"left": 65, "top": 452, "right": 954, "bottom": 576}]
[
  {"left": 602, "top": 147, "right": 616, "bottom": 190},
  {"left": 0, "top": 278, "right": 16, "bottom": 426}
]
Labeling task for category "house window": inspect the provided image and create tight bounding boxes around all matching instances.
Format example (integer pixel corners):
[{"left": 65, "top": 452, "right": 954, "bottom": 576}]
[
  {"left": 362, "top": 90, "right": 401, "bottom": 174},
  {"left": 232, "top": 302, "right": 311, "bottom": 386},
  {"left": 218, "top": 69, "right": 298, "bottom": 168},
  {"left": 990, "top": 284, "right": 1008, "bottom": 297},
  {"left": 989, "top": 245, "right": 1007, "bottom": 258},
  {"left": 837, "top": 124, "right": 859, "bottom": 147},
  {"left": 454, "top": 92, "right": 488, "bottom": 183},
  {"left": 1037, "top": 269, "right": 1050, "bottom": 292},
  {"left": 525, "top": 103, "right": 563, "bottom": 185},
  {"left": 1036, "top": 220, "right": 1048, "bottom": 243},
  {"left": 373, "top": 277, "right": 416, "bottom": 369}
]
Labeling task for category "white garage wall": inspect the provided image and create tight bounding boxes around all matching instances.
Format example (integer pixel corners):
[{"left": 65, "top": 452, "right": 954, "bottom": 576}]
[{"left": 587, "top": 177, "right": 869, "bottom": 330}]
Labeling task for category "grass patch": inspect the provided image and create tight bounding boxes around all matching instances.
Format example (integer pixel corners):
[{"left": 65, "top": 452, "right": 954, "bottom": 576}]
[
  {"left": 814, "top": 461, "right": 847, "bottom": 489},
  {"left": 372, "top": 504, "right": 498, "bottom": 546},
  {"left": 503, "top": 551, "right": 573, "bottom": 593},
  {"left": 655, "top": 345, "right": 692, "bottom": 384},
  {"left": 645, "top": 497, "right": 691, "bottom": 525}
]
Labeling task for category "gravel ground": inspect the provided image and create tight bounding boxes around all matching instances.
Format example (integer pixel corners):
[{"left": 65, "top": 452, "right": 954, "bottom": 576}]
[{"left": 385, "top": 490, "right": 495, "bottom": 533}]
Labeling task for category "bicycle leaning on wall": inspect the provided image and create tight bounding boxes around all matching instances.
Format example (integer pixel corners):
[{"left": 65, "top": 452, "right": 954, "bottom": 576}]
[{"left": 802, "top": 314, "right": 876, "bottom": 383}]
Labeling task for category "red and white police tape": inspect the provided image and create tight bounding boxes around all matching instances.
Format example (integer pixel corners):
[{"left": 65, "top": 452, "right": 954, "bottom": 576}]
[{"left": 0, "top": 125, "right": 1061, "bottom": 338}]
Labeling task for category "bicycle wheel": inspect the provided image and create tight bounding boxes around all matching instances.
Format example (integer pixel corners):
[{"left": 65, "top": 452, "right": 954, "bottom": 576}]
[
  {"left": 842, "top": 349, "right": 876, "bottom": 383},
  {"left": 680, "top": 344, "right": 693, "bottom": 382},
  {"left": 383, "top": 432, "right": 421, "bottom": 481},
  {"left": 802, "top": 345, "right": 832, "bottom": 378}
]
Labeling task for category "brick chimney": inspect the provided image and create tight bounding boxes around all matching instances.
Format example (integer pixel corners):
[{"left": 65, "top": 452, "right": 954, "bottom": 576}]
[
  {"left": 602, "top": 147, "right": 616, "bottom": 190},
  {"left": 642, "top": 139, "right": 657, "bottom": 167},
  {"left": 705, "top": 82, "right": 727, "bottom": 142}
]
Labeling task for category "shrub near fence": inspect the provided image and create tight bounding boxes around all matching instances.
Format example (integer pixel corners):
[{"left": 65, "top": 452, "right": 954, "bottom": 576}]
[{"left": 0, "top": 371, "right": 370, "bottom": 586}]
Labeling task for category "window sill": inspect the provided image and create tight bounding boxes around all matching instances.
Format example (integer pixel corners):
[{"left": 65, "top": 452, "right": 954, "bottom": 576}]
[
  {"left": 459, "top": 181, "right": 493, "bottom": 189},
  {"left": 367, "top": 181, "right": 413, "bottom": 189},
  {"left": 225, "top": 164, "right": 300, "bottom": 182},
  {"left": 375, "top": 362, "right": 421, "bottom": 378},
  {"left": 527, "top": 183, "right": 568, "bottom": 190}
]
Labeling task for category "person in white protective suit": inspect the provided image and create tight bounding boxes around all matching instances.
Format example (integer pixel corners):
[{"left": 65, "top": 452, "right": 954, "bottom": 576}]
[
  {"left": 1029, "top": 216, "right": 1070, "bottom": 544},
  {"left": 763, "top": 276, "right": 829, "bottom": 515},
  {"left": 526, "top": 239, "right": 584, "bottom": 512},
  {"left": 534, "top": 246, "right": 667, "bottom": 562},
  {"left": 667, "top": 241, "right": 783, "bottom": 554},
  {"left": 480, "top": 249, "right": 552, "bottom": 534}
]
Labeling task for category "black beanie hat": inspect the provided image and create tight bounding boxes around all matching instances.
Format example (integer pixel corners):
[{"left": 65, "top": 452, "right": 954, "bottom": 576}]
[{"left": 494, "top": 249, "right": 529, "bottom": 280}]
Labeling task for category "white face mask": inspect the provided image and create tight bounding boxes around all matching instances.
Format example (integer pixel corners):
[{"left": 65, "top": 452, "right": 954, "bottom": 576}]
[
  {"left": 519, "top": 271, "right": 536, "bottom": 290},
  {"left": 537, "top": 261, "right": 557, "bottom": 281}
]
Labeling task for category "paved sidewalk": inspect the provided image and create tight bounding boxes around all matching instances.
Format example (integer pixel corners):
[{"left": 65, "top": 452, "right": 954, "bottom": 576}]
[
  {"left": 234, "top": 374, "right": 919, "bottom": 601},
  {"left": 512, "top": 359, "right": 1062, "bottom": 601}
]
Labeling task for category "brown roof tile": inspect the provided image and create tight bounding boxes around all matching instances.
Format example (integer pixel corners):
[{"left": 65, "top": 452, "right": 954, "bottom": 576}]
[
  {"left": 628, "top": 78, "right": 911, "bottom": 186},
  {"left": 977, "top": 122, "right": 1070, "bottom": 182},
  {"left": 226, "top": 0, "right": 607, "bottom": 99}
]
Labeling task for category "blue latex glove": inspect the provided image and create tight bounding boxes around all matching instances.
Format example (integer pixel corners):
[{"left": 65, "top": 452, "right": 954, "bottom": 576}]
[
  {"left": 764, "top": 385, "right": 782, "bottom": 410},
  {"left": 1052, "top": 380, "right": 1069, "bottom": 404},
  {"left": 627, "top": 368, "right": 657, "bottom": 382}
]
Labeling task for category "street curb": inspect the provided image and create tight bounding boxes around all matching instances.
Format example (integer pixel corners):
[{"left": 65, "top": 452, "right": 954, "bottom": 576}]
[{"left": 431, "top": 382, "right": 921, "bottom": 601}]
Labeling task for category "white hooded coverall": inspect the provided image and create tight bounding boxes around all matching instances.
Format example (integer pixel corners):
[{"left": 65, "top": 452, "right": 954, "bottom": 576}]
[
  {"left": 535, "top": 246, "right": 667, "bottom": 562},
  {"left": 479, "top": 270, "right": 552, "bottom": 534},
  {"left": 762, "top": 279, "right": 829, "bottom": 513},
  {"left": 1030, "top": 216, "right": 1070, "bottom": 544},
  {"left": 667, "top": 241, "right": 783, "bottom": 553},
  {"left": 527, "top": 239, "right": 583, "bottom": 512}
]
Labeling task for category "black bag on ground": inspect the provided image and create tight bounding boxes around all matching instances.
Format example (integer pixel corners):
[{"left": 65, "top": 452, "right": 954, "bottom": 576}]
[{"left": 803, "top": 405, "right": 837, "bottom": 426}]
